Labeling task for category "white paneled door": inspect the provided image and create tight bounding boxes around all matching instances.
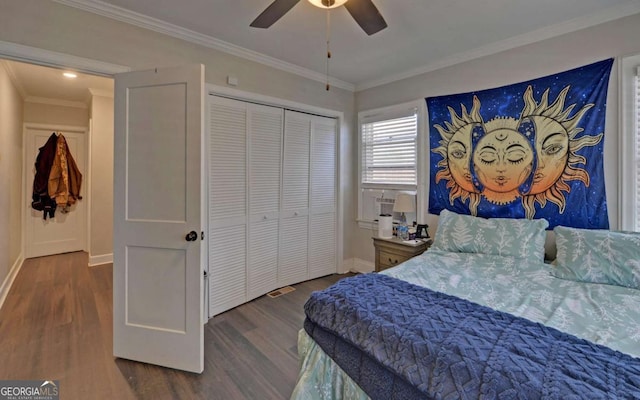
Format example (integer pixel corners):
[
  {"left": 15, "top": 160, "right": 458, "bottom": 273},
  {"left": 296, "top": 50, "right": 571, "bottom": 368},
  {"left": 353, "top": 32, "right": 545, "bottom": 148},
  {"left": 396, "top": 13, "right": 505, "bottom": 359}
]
[
  {"left": 24, "top": 125, "right": 87, "bottom": 258},
  {"left": 113, "top": 65, "right": 204, "bottom": 373}
]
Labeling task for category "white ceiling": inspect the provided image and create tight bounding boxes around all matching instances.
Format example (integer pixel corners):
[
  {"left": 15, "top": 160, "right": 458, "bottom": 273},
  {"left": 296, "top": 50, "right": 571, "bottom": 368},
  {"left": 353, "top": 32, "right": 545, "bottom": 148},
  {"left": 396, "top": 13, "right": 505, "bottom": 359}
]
[
  {"left": 1, "top": 59, "right": 113, "bottom": 105},
  {"left": 54, "top": 0, "right": 640, "bottom": 91}
]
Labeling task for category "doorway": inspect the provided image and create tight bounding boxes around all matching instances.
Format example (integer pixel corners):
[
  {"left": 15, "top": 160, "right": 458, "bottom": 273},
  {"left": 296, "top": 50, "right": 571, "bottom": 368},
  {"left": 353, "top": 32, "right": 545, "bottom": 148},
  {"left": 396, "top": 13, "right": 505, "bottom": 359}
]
[
  {"left": 24, "top": 124, "right": 87, "bottom": 258},
  {"left": 0, "top": 58, "right": 114, "bottom": 261},
  {"left": 2, "top": 49, "right": 207, "bottom": 373}
]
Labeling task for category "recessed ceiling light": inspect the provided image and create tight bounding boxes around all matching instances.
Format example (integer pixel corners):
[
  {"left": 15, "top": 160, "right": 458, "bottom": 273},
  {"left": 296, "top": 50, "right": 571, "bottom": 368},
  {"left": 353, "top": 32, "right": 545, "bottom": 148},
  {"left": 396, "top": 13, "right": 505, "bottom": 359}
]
[{"left": 63, "top": 72, "right": 77, "bottom": 79}]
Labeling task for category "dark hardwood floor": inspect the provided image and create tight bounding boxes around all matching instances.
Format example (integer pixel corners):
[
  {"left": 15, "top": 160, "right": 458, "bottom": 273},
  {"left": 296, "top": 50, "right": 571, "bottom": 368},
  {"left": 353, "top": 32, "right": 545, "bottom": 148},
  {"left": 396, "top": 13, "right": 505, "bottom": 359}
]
[{"left": 0, "top": 252, "right": 351, "bottom": 399}]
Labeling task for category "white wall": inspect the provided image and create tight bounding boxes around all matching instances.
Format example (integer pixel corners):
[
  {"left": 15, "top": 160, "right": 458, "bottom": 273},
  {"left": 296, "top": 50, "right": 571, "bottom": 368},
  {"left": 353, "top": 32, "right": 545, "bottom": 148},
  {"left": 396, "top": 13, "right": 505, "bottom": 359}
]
[
  {"left": 6, "top": 1, "right": 635, "bottom": 266},
  {"left": 0, "top": 0, "right": 356, "bottom": 264},
  {"left": 88, "top": 93, "right": 113, "bottom": 264},
  {"left": 352, "top": 12, "right": 640, "bottom": 262},
  {"left": 23, "top": 101, "right": 88, "bottom": 126},
  {"left": 0, "top": 62, "right": 24, "bottom": 291}
]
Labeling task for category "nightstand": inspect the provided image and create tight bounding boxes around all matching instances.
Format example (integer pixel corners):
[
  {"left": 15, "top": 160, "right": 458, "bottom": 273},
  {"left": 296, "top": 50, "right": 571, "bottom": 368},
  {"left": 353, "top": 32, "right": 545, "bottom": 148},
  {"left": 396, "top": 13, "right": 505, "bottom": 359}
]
[{"left": 373, "top": 236, "right": 432, "bottom": 272}]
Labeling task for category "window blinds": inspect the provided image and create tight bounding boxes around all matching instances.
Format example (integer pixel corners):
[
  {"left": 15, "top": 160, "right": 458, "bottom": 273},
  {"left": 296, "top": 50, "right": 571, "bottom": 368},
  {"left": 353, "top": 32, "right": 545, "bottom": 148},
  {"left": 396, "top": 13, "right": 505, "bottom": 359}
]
[{"left": 361, "top": 111, "right": 417, "bottom": 185}]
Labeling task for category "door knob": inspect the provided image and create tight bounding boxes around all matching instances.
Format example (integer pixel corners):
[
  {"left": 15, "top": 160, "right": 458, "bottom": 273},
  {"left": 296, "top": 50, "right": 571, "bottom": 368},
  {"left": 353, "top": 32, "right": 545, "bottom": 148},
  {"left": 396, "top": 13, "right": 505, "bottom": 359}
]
[{"left": 185, "top": 231, "right": 198, "bottom": 242}]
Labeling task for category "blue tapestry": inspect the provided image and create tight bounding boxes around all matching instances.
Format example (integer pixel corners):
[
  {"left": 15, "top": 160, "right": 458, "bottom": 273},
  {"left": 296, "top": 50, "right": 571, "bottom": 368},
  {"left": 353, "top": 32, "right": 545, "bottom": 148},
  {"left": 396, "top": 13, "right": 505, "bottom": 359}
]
[{"left": 427, "top": 59, "right": 613, "bottom": 229}]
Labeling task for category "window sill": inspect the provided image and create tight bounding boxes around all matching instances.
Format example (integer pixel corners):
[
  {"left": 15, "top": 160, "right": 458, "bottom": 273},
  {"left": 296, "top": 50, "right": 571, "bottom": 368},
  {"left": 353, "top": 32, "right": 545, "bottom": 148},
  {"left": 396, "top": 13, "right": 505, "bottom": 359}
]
[
  {"left": 356, "top": 219, "right": 403, "bottom": 230},
  {"left": 357, "top": 219, "right": 376, "bottom": 230}
]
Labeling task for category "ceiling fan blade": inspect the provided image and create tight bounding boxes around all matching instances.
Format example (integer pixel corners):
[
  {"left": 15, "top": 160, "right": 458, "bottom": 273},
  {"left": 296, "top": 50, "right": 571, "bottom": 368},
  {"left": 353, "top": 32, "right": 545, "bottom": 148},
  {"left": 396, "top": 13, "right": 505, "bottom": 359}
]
[
  {"left": 250, "top": 0, "right": 302, "bottom": 28},
  {"left": 344, "top": 0, "right": 387, "bottom": 36}
]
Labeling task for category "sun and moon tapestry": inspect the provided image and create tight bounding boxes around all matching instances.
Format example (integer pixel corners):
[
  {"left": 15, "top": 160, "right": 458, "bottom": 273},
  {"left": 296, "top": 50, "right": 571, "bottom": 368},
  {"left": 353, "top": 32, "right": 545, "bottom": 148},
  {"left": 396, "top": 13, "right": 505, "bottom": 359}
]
[{"left": 427, "top": 58, "right": 613, "bottom": 229}]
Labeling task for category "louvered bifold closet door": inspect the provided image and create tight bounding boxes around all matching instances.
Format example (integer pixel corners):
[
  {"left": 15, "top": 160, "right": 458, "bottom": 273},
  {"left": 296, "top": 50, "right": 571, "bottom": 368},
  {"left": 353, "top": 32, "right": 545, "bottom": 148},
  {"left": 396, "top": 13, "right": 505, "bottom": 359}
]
[
  {"left": 247, "top": 105, "right": 283, "bottom": 300},
  {"left": 309, "top": 115, "right": 337, "bottom": 279},
  {"left": 279, "top": 110, "right": 311, "bottom": 287},
  {"left": 208, "top": 96, "right": 248, "bottom": 316}
]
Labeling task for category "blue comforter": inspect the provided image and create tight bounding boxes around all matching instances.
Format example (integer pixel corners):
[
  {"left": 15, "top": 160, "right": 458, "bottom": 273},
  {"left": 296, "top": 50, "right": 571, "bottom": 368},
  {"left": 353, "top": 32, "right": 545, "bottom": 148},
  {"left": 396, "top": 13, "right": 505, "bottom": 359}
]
[{"left": 303, "top": 273, "right": 640, "bottom": 399}]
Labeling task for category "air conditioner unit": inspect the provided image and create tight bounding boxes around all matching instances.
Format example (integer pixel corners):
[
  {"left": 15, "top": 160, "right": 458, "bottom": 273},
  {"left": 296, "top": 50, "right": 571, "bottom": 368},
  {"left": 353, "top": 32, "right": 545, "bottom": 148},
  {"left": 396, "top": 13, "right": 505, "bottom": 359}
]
[
  {"left": 377, "top": 196, "right": 395, "bottom": 216},
  {"left": 361, "top": 189, "right": 396, "bottom": 222}
]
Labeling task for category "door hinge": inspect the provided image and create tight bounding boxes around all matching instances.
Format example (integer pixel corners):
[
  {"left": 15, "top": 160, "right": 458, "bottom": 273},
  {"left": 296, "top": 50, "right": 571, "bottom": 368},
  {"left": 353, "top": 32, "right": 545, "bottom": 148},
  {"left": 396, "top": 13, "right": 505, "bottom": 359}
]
[
  {"left": 201, "top": 231, "right": 205, "bottom": 240},
  {"left": 203, "top": 270, "right": 208, "bottom": 279}
]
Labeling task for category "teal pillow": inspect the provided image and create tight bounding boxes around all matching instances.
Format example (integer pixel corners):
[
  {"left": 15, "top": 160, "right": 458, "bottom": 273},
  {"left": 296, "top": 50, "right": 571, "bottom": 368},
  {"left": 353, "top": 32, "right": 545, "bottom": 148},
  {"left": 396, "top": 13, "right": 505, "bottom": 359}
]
[
  {"left": 552, "top": 226, "right": 640, "bottom": 290},
  {"left": 431, "top": 209, "right": 548, "bottom": 261}
]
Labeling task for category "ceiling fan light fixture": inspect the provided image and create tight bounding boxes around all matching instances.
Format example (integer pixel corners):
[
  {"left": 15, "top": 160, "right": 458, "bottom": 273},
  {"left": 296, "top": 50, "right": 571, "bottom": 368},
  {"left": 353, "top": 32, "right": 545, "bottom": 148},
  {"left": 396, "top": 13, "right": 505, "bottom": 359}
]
[{"left": 308, "top": 0, "right": 348, "bottom": 9}]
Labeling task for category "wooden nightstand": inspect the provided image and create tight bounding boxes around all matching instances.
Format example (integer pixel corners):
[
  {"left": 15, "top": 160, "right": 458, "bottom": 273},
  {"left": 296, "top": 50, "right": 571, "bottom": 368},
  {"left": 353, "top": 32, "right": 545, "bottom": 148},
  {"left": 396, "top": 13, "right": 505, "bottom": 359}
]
[{"left": 373, "top": 236, "right": 432, "bottom": 272}]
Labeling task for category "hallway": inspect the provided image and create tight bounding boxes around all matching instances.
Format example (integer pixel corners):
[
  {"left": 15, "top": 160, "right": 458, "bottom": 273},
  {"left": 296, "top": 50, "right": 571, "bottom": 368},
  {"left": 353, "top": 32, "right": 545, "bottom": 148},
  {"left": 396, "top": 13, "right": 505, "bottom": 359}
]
[{"left": 0, "top": 252, "right": 134, "bottom": 399}]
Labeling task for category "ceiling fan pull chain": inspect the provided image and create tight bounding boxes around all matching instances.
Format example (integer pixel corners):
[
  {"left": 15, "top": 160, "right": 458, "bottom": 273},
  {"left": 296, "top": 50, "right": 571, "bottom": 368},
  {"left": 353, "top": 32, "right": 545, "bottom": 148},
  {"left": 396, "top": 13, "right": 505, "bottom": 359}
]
[{"left": 326, "top": 7, "right": 331, "bottom": 91}]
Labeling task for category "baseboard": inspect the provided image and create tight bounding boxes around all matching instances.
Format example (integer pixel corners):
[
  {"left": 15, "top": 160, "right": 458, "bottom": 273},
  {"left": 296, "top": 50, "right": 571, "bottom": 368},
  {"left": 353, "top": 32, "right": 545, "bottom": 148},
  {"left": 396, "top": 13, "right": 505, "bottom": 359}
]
[
  {"left": 88, "top": 253, "right": 113, "bottom": 267},
  {"left": 348, "top": 258, "right": 375, "bottom": 274},
  {"left": 338, "top": 258, "right": 354, "bottom": 274},
  {"left": 0, "top": 254, "right": 24, "bottom": 312}
]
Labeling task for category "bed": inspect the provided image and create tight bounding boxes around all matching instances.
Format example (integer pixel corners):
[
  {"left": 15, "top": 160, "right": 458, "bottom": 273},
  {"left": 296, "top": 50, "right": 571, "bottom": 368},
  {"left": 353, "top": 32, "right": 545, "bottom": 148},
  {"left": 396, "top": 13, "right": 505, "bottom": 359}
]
[{"left": 291, "top": 210, "right": 640, "bottom": 399}]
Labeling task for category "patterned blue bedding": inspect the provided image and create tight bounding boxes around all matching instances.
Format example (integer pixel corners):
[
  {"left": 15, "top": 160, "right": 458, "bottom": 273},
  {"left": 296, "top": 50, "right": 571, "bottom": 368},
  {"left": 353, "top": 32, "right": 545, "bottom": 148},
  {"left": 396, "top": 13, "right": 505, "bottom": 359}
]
[
  {"left": 383, "top": 251, "right": 640, "bottom": 357},
  {"left": 304, "top": 273, "right": 640, "bottom": 399}
]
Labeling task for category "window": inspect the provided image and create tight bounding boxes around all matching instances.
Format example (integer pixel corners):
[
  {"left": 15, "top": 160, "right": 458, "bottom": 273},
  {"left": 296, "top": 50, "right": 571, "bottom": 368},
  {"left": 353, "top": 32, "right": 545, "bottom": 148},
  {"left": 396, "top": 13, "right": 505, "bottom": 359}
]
[
  {"left": 620, "top": 54, "right": 640, "bottom": 231},
  {"left": 361, "top": 112, "right": 417, "bottom": 185},
  {"left": 358, "top": 102, "right": 424, "bottom": 226}
]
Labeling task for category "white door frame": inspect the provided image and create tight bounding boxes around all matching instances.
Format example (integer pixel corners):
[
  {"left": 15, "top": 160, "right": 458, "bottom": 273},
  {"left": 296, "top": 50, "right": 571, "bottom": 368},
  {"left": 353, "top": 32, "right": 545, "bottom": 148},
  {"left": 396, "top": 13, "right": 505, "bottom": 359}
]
[
  {"left": 22, "top": 123, "right": 89, "bottom": 258},
  {"left": 0, "top": 41, "right": 130, "bottom": 78}
]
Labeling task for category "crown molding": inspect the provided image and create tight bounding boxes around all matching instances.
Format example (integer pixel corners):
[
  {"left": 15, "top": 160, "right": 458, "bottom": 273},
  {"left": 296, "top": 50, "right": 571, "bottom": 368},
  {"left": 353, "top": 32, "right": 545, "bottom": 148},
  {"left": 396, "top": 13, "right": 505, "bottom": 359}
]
[
  {"left": 25, "top": 96, "right": 88, "bottom": 109},
  {"left": 356, "top": 2, "right": 640, "bottom": 91},
  {"left": 86, "top": 87, "right": 114, "bottom": 104},
  {"left": 88, "top": 87, "right": 113, "bottom": 98},
  {"left": 50, "top": 0, "right": 640, "bottom": 93},
  {"left": 52, "top": 0, "right": 355, "bottom": 92},
  {"left": 0, "top": 60, "right": 27, "bottom": 99}
]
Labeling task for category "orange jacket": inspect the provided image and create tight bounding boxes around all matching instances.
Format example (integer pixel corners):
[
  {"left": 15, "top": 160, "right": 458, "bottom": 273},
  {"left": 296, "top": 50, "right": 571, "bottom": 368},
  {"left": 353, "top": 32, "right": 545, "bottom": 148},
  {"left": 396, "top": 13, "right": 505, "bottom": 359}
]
[{"left": 48, "top": 134, "right": 82, "bottom": 209}]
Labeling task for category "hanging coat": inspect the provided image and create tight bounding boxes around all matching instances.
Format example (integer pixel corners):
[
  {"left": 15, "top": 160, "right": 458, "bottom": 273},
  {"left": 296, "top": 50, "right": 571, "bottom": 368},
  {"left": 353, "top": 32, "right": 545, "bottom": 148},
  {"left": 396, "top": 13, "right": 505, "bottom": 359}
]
[
  {"left": 49, "top": 134, "right": 83, "bottom": 212},
  {"left": 31, "top": 133, "right": 58, "bottom": 219}
]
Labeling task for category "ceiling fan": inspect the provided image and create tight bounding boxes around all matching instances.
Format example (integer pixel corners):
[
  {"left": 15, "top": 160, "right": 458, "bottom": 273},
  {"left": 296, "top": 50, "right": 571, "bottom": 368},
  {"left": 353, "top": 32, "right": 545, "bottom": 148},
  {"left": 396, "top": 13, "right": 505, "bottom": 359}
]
[{"left": 250, "top": 0, "right": 387, "bottom": 36}]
